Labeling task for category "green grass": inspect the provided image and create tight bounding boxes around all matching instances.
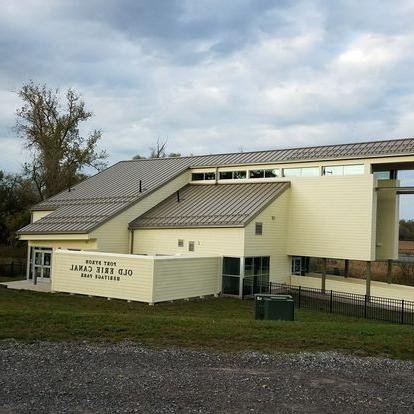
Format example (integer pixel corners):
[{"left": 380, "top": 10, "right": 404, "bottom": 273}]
[{"left": 1, "top": 287, "right": 414, "bottom": 360}]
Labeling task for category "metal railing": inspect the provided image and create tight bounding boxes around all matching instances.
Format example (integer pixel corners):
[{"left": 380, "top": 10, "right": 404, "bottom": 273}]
[
  {"left": 0, "top": 262, "right": 27, "bottom": 278},
  {"left": 242, "top": 280, "right": 414, "bottom": 325}
]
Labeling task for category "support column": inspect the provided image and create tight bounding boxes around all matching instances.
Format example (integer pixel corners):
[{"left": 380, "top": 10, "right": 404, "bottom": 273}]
[
  {"left": 321, "top": 258, "right": 327, "bottom": 294},
  {"left": 26, "top": 245, "right": 31, "bottom": 281},
  {"left": 239, "top": 257, "right": 245, "bottom": 299},
  {"left": 344, "top": 259, "right": 349, "bottom": 278},
  {"left": 366, "top": 261, "right": 372, "bottom": 298},
  {"left": 386, "top": 259, "right": 393, "bottom": 284}
]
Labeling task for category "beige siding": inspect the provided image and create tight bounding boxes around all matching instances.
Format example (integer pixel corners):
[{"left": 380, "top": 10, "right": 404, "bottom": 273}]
[
  {"left": 244, "top": 190, "right": 290, "bottom": 283},
  {"left": 52, "top": 250, "right": 154, "bottom": 302},
  {"left": 291, "top": 274, "right": 414, "bottom": 302},
  {"left": 133, "top": 227, "right": 244, "bottom": 257},
  {"left": 90, "top": 171, "right": 190, "bottom": 254},
  {"left": 287, "top": 175, "right": 376, "bottom": 261},
  {"left": 29, "top": 239, "right": 97, "bottom": 250},
  {"left": 375, "top": 180, "right": 399, "bottom": 260},
  {"left": 152, "top": 256, "right": 220, "bottom": 302},
  {"left": 32, "top": 210, "right": 54, "bottom": 223}
]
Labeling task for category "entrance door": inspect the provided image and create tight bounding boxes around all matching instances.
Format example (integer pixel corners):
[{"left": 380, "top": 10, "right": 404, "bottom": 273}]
[{"left": 33, "top": 249, "right": 52, "bottom": 282}]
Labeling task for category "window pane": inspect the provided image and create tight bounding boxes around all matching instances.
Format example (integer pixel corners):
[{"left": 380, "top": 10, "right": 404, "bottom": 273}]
[
  {"left": 43, "top": 253, "right": 51, "bottom": 266},
  {"left": 301, "top": 167, "right": 319, "bottom": 176},
  {"left": 222, "top": 275, "right": 240, "bottom": 295},
  {"left": 374, "top": 171, "right": 391, "bottom": 180},
  {"left": 219, "top": 171, "right": 232, "bottom": 180},
  {"left": 262, "top": 257, "right": 270, "bottom": 273},
  {"left": 204, "top": 172, "right": 216, "bottom": 180},
  {"left": 283, "top": 168, "right": 301, "bottom": 177},
  {"left": 233, "top": 171, "right": 247, "bottom": 179},
  {"left": 223, "top": 257, "right": 240, "bottom": 275},
  {"left": 34, "top": 252, "right": 42, "bottom": 265},
  {"left": 343, "top": 164, "right": 364, "bottom": 175},
  {"left": 323, "top": 166, "right": 343, "bottom": 176},
  {"left": 249, "top": 170, "right": 264, "bottom": 178},
  {"left": 255, "top": 222, "right": 263, "bottom": 235},
  {"left": 191, "top": 173, "right": 204, "bottom": 181},
  {"left": 178, "top": 239, "right": 184, "bottom": 247},
  {"left": 188, "top": 241, "right": 195, "bottom": 251},
  {"left": 253, "top": 257, "right": 261, "bottom": 275},
  {"left": 244, "top": 257, "right": 254, "bottom": 276},
  {"left": 264, "top": 169, "right": 280, "bottom": 178}
]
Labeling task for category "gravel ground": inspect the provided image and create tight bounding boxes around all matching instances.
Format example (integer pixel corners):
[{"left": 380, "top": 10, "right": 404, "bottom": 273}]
[{"left": 1, "top": 341, "right": 414, "bottom": 413}]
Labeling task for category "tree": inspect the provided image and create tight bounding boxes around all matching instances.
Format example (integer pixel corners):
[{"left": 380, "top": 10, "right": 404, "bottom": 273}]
[
  {"left": 16, "top": 82, "right": 108, "bottom": 199},
  {"left": 132, "top": 138, "right": 181, "bottom": 159},
  {"left": 149, "top": 138, "right": 167, "bottom": 158},
  {"left": 0, "top": 171, "right": 38, "bottom": 246}
]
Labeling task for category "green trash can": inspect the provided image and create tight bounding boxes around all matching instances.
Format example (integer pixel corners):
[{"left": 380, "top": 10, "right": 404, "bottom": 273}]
[{"left": 255, "top": 294, "right": 294, "bottom": 321}]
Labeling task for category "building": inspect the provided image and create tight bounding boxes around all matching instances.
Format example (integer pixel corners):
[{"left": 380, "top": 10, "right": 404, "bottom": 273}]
[{"left": 15, "top": 138, "right": 414, "bottom": 303}]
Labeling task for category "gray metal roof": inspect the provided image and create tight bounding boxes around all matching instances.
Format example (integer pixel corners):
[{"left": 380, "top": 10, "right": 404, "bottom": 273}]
[
  {"left": 17, "top": 137, "right": 414, "bottom": 235},
  {"left": 129, "top": 182, "right": 290, "bottom": 229}
]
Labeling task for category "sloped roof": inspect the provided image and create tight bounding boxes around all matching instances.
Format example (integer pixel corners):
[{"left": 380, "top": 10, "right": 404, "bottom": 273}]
[
  {"left": 17, "top": 137, "right": 414, "bottom": 235},
  {"left": 129, "top": 182, "right": 290, "bottom": 229}
]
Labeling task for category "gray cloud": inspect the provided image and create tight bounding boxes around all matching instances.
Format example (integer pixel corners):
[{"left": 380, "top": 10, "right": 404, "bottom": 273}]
[{"left": 0, "top": 0, "right": 413, "bottom": 216}]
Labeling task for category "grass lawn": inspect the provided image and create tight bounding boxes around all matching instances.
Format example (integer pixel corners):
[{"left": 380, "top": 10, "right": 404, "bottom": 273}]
[{"left": 1, "top": 286, "right": 414, "bottom": 360}]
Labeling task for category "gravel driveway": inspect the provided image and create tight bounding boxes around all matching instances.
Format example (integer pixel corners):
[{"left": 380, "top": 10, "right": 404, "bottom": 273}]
[{"left": 1, "top": 341, "right": 414, "bottom": 413}]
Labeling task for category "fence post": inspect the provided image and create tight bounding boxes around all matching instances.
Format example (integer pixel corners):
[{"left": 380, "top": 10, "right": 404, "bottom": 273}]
[
  {"left": 364, "top": 295, "right": 368, "bottom": 319},
  {"left": 330, "top": 290, "right": 333, "bottom": 313},
  {"left": 298, "top": 286, "right": 301, "bottom": 308},
  {"left": 401, "top": 300, "right": 405, "bottom": 325}
]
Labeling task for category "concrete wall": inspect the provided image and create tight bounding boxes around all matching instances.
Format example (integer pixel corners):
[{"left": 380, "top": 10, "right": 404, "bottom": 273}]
[
  {"left": 52, "top": 250, "right": 220, "bottom": 304},
  {"left": 244, "top": 190, "right": 290, "bottom": 283},
  {"left": 287, "top": 174, "right": 376, "bottom": 261}
]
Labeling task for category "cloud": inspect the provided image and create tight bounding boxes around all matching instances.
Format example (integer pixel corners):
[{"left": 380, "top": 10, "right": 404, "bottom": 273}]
[{"left": 0, "top": 0, "right": 414, "bottom": 175}]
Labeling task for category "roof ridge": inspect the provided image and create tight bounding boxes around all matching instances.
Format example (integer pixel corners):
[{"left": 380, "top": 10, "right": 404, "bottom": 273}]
[{"left": 121, "top": 137, "right": 414, "bottom": 163}]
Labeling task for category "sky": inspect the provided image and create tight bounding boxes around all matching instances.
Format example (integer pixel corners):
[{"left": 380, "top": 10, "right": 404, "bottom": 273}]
[{"left": 0, "top": 0, "right": 413, "bottom": 217}]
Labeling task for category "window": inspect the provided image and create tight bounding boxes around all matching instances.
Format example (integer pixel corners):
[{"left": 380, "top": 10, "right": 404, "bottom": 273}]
[
  {"left": 204, "top": 172, "right": 216, "bottom": 180},
  {"left": 188, "top": 241, "right": 195, "bottom": 252},
  {"left": 343, "top": 164, "right": 364, "bottom": 175},
  {"left": 291, "top": 257, "right": 310, "bottom": 275},
  {"left": 219, "top": 170, "right": 247, "bottom": 180},
  {"left": 178, "top": 239, "right": 184, "bottom": 247},
  {"left": 191, "top": 173, "right": 204, "bottom": 181},
  {"left": 191, "top": 172, "right": 216, "bottom": 181},
  {"left": 374, "top": 171, "right": 391, "bottom": 180},
  {"left": 323, "top": 164, "right": 364, "bottom": 176},
  {"left": 284, "top": 167, "right": 319, "bottom": 177},
  {"left": 233, "top": 170, "right": 247, "bottom": 179},
  {"left": 219, "top": 171, "right": 232, "bottom": 180},
  {"left": 255, "top": 222, "right": 263, "bottom": 235},
  {"left": 243, "top": 256, "right": 270, "bottom": 296},
  {"left": 249, "top": 170, "right": 264, "bottom": 178},
  {"left": 264, "top": 169, "right": 280, "bottom": 178}
]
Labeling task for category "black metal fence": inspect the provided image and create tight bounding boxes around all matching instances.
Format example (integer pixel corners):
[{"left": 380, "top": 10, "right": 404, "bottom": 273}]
[
  {"left": 242, "top": 280, "right": 414, "bottom": 326},
  {"left": 0, "top": 262, "right": 27, "bottom": 278}
]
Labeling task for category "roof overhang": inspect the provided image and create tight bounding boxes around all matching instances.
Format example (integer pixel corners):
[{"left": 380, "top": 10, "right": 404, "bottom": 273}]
[{"left": 18, "top": 233, "right": 91, "bottom": 241}]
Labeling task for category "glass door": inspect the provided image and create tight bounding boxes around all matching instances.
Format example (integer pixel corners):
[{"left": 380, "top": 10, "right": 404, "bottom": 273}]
[{"left": 33, "top": 249, "right": 52, "bottom": 282}]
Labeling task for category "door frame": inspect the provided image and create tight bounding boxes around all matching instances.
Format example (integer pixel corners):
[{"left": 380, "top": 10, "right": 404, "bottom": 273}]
[{"left": 32, "top": 248, "right": 52, "bottom": 283}]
